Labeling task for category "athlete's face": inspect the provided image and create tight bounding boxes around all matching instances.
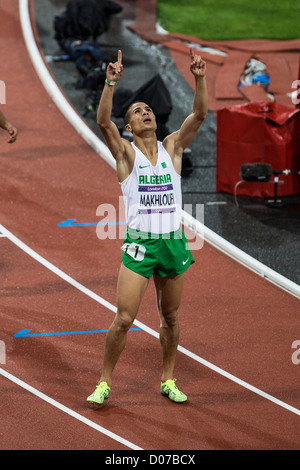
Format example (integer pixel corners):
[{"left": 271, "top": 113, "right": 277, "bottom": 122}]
[{"left": 125, "top": 102, "right": 157, "bottom": 134}]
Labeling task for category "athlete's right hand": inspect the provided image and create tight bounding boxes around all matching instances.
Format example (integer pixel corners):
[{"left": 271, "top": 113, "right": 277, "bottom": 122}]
[{"left": 106, "top": 50, "right": 123, "bottom": 82}]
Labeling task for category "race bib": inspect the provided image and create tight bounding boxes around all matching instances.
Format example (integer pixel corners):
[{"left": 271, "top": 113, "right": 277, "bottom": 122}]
[{"left": 122, "top": 242, "right": 146, "bottom": 261}]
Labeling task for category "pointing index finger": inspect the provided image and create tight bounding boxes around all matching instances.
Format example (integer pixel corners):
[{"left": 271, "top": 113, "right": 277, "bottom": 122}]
[{"left": 118, "top": 49, "right": 122, "bottom": 64}]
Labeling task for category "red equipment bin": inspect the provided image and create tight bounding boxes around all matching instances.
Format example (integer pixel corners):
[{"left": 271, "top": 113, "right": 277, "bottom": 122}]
[{"left": 216, "top": 102, "right": 300, "bottom": 197}]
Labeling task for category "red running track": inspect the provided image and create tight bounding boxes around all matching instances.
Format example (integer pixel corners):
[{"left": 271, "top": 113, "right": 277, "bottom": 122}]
[{"left": 0, "top": 0, "right": 300, "bottom": 451}]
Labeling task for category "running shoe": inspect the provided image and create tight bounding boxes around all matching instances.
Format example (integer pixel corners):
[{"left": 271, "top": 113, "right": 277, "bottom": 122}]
[
  {"left": 160, "top": 379, "right": 187, "bottom": 403},
  {"left": 87, "top": 381, "right": 110, "bottom": 407}
]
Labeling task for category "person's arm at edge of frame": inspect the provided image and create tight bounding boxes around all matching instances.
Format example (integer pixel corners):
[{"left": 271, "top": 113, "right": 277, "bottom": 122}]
[{"left": 0, "top": 109, "right": 18, "bottom": 143}]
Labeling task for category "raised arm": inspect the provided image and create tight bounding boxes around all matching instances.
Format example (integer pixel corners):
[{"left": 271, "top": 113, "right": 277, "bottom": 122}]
[
  {"left": 97, "top": 50, "right": 134, "bottom": 182},
  {"left": 164, "top": 48, "right": 208, "bottom": 172},
  {"left": 97, "top": 50, "right": 125, "bottom": 159},
  {"left": 0, "top": 109, "right": 18, "bottom": 143}
]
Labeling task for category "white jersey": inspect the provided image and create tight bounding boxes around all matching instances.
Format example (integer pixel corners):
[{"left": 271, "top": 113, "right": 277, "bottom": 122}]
[{"left": 120, "top": 141, "right": 182, "bottom": 234}]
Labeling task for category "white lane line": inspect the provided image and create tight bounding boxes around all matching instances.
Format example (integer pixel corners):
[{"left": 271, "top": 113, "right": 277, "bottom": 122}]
[
  {"left": 0, "top": 223, "right": 157, "bottom": 339},
  {"left": 0, "top": 368, "right": 143, "bottom": 450},
  {"left": 1, "top": 222, "right": 300, "bottom": 419},
  {"left": 181, "top": 211, "right": 300, "bottom": 299}
]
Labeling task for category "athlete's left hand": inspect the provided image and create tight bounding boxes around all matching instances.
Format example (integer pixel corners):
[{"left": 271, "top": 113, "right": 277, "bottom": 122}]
[{"left": 190, "top": 48, "right": 206, "bottom": 78}]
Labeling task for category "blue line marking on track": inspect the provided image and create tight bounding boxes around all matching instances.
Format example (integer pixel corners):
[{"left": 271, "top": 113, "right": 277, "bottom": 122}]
[
  {"left": 14, "top": 328, "right": 141, "bottom": 338},
  {"left": 58, "top": 219, "right": 126, "bottom": 227}
]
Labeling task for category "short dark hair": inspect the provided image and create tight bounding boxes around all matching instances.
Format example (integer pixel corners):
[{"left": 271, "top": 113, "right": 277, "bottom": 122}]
[{"left": 124, "top": 102, "right": 151, "bottom": 126}]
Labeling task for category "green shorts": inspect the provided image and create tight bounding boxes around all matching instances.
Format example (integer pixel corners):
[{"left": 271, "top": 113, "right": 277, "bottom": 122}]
[{"left": 121, "top": 227, "right": 195, "bottom": 278}]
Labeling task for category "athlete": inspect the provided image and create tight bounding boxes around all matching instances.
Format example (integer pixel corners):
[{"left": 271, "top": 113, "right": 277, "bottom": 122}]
[
  {"left": 0, "top": 109, "right": 18, "bottom": 143},
  {"left": 87, "top": 48, "right": 208, "bottom": 406}
]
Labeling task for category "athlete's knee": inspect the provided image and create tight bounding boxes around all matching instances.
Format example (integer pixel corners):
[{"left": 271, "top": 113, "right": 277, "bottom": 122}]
[
  {"left": 114, "top": 310, "right": 134, "bottom": 331},
  {"left": 160, "top": 308, "right": 179, "bottom": 329}
]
